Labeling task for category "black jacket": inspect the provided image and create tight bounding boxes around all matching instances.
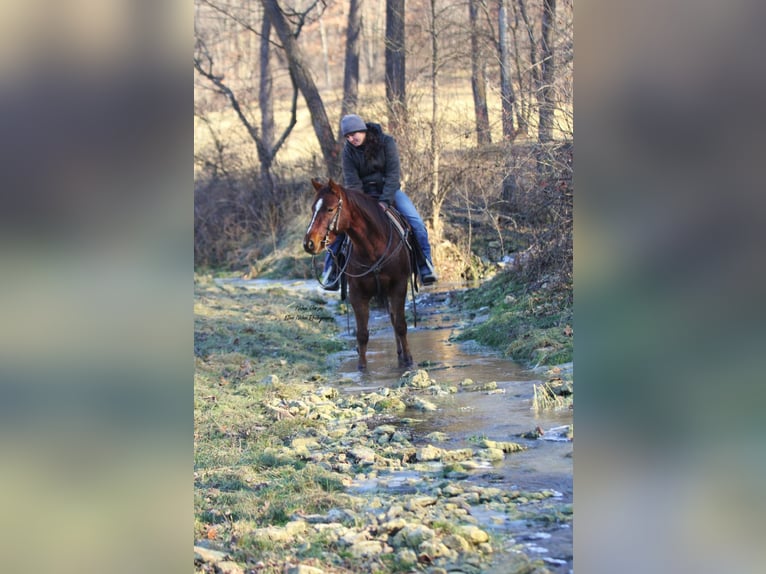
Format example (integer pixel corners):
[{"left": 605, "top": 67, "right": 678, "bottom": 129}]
[{"left": 341, "top": 123, "right": 401, "bottom": 205}]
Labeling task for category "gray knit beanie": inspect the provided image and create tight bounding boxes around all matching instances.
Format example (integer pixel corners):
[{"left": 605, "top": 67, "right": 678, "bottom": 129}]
[{"left": 340, "top": 114, "right": 367, "bottom": 136}]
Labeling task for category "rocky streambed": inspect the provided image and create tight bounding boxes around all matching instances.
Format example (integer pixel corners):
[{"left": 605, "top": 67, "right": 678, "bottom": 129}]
[
  {"left": 195, "top": 279, "right": 573, "bottom": 574},
  {"left": 196, "top": 369, "right": 572, "bottom": 574}
]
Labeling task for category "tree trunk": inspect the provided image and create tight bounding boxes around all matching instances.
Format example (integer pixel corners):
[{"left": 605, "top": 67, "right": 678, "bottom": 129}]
[
  {"left": 319, "top": 18, "right": 332, "bottom": 89},
  {"left": 469, "top": 0, "right": 491, "bottom": 145},
  {"left": 341, "top": 0, "right": 363, "bottom": 121},
  {"left": 498, "top": 0, "right": 518, "bottom": 208},
  {"left": 516, "top": 0, "right": 539, "bottom": 132},
  {"left": 260, "top": 0, "right": 342, "bottom": 178},
  {"left": 429, "top": 0, "right": 442, "bottom": 241},
  {"left": 259, "top": 14, "right": 275, "bottom": 195},
  {"left": 385, "top": 0, "right": 407, "bottom": 133},
  {"left": 538, "top": 0, "right": 556, "bottom": 143},
  {"left": 498, "top": 0, "right": 515, "bottom": 141}
]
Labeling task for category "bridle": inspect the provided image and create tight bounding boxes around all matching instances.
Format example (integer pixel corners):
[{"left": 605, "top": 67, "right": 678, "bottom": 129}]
[{"left": 322, "top": 196, "right": 343, "bottom": 247}]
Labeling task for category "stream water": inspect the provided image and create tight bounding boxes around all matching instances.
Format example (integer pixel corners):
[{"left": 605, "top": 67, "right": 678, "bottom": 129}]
[
  {"left": 328, "top": 284, "right": 574, "bottom": 573},
  {"left": 217, "top": 278, "right": 573, "bottom": 572}
]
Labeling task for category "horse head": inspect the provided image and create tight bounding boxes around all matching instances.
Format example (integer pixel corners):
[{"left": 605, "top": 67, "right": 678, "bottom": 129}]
[{"left": 303, "top": 178, "right": 345, "bottom": 254}]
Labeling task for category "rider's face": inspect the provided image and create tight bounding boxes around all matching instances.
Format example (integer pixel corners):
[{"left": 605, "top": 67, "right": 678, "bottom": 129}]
[{"left": 345, "top": 130, "right": 367, "bottom": 147}]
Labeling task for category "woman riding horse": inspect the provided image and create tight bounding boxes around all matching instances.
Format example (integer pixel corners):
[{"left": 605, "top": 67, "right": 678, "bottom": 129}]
[{"left": 321, "top": 114, "right": 437, "bottom": 290}]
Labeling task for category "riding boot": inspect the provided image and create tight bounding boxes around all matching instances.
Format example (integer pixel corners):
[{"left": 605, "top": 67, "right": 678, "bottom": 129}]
[
  {"left": 412, "top": 236, "right": 438, "bottom": 285},
  {"left": 321, "top": 236, "right": 345, "bottom": 291},
  {"left": 321, "top": 258, "right": 340, "bottom": 291},
  {"left": 419, "top": 258, "right": 438, "bottom": 285}
]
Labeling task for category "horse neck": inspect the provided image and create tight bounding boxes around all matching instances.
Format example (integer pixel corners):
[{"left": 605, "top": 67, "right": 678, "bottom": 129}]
[{"left": 342, "top": 195, "right": 389, "bottom": 258}]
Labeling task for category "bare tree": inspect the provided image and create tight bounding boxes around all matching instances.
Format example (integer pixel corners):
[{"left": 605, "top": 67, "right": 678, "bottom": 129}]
[
  {"left": 260, "top": 0, "right": 342, "bottom": 178},
  {"left": 341, "top": 0, "right": 363, "bottom": 121},
  {"left": 193, "top": 36, "right": 298, "bottom": 198},
  {"left": 538, "top": 0, "right": 556, "bottom": 143},
  {"left": 469, "top": 0, "right": 491, "bottom": 145},
  {"left": 385, "top": 0, "right": 407, "bottom": 133},
  {"left": 497, "top": 0, "right": 516, "bottom": 140}
]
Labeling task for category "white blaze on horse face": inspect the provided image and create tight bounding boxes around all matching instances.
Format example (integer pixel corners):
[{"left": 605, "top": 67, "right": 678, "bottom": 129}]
[{"left": 305, "top": 198, "right": 324, "bottom": 239}]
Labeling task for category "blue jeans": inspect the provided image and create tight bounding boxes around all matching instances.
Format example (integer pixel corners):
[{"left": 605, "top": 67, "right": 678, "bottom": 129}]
[
  {"left": 323, "top": 189, "right": 433, "bottom": 272},
  {"left": 392, "top": 189, "right": 433, "bottom": 263}
]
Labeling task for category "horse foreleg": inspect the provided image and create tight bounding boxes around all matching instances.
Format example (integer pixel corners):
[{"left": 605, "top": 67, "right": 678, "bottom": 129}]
[
  {"left": 390, "top": 293, "right": 412, "bottom": 367},
  {"left": 352, "top": 299, "right": 370, "bottom": 370}
]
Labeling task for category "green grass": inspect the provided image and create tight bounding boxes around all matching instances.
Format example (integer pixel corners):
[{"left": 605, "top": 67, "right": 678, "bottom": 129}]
[
  {"left": 455, "top": 270, "right": 573, "bottom": 367},
  {"left": 194, "top": 275, "right": 351, "bottom": 550}
]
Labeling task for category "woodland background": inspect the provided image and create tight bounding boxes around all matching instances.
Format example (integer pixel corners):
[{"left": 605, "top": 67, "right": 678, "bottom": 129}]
[{"left": 194, "top": 0, "right": 572, "bottom": 289}]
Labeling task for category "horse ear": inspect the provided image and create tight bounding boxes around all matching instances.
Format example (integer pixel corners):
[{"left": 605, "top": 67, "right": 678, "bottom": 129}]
[
  {"left": 328, "top": 179, "right": 342, "bottom": 194},
  {"left": 311, "top": 178, "right": 324, "bottom": 191}
]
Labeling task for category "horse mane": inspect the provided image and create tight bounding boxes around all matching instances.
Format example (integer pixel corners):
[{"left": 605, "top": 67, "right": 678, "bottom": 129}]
[{"left": 335, "top": 183, "right": 389, "bottom": 231}]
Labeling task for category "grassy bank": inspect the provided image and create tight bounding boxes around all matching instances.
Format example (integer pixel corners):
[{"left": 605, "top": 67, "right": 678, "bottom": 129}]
[{"left": 454, "top": 269, "right": 573, "bottom": 368}]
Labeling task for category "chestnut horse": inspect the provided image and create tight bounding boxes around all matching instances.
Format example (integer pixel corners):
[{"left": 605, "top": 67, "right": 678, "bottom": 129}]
[{"left": 303, "top": 178, "right": 413, "bottom": 370}]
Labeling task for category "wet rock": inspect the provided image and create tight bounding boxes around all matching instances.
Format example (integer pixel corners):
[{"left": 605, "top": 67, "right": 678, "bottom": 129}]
[
  {"left": 418, "top": 539, "right": 452, "bottom": 559},
  {"left": 378, "top": 397, "right": 408, "bottom": 412},
  {"left": 390, "top": 430, "right": 410, "bottom": 443},
  {"left": 461, "top": 380, "right": 498, "bottom": 392},
  {"left": 397, "top": 369, "right": 435, "bottom": 389},
  {"left": 381, "top": 517, "right": 408, "bottom": 534},
  {"left": 441, "top": 448, "right": 474, "bottom": 462},
  {"left": 441, "top": 483, "right": 464, "bottom": 497},
  {"left": 478, "top": 447, "right": 505, "bottom": 462},
  {"left": 426, "top": 431, "right": 449, "bottom": 442},
  {"left": 480, "top": 439, "right": 526, "bottom": 453},
  {"left": 386, "top": 505, "right": 405, "bottom": 520},
  {"left": 410, "top": 397, "right": 438, "bottom": 411},
  {"left": 390, "top": 523, "right": 436, "bottom": 549},
  {"left": 373, "top": 424, "right": 397, "bottom": 436},
  {"left": 416, "top": 444, "right": 444, "bottom": 461},
  {"left": 442, "top": 533, "right": 472, "bottom": 553},
  {"left": 406, "top": 496, "right": 438, "bottom": 509},
  {"left": 460, "top": 525, "right": 490, "bottom": 545}
]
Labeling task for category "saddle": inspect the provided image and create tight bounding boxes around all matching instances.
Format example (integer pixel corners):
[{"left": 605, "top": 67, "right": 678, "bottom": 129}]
[
  {"left": 334, "top": 206, "right": 426, "bottom": 298},
  {"left": 384, "top": 206, "right": 428, "bottom": 292}
]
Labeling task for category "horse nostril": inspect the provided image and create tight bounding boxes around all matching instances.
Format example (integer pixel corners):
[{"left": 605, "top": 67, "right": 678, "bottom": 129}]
[{"left": 305, "top": 239, "right": 314, "bottom": 252}]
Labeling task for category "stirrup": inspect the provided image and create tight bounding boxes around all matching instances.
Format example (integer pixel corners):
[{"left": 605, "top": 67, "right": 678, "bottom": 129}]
[
  {"left": 321, "top": 266, "right": 340, "bottom": 291},
  {"left": 419, "top": 259, "right": 438, "bottom": 285}
]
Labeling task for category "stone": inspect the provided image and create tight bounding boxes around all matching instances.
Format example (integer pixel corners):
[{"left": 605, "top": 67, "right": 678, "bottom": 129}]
[
  {"left": 348, "top": 446, "right": 376, "bottom": 465},
  {"left": 391, "top": 523, "right": 436, "bottom": 549},
  {"left": 260, "top": 374, "right": 279, "bottom": 385},
  {"left": 216, "top": 561, "right": 245, "bottom": 574},
  {"left": 478, "top": 447, "right": 505, "bottom": 462},
  {"left": 460, "top": 525, "right": 489, "bottom": 545},
  {"left": 193, "top": 545, "right": 229, "bottom": 563},
  {"left": 286, "top": 565, "right": 325, "bottom": 574},
  {"left": 397, "top": 369, "right": 434, "bottom": 388},
  {"left": 416, "top": 444, "right": 444, "bottom": 461},
  {"left": 442, "top": 534, "right": 472, "bottom": 553},
  {"left": 350, "top": 539, "right": 386, "bottom": 557},
  {"left": 411, "top": 397, "right": 438, "bottom": 411}
]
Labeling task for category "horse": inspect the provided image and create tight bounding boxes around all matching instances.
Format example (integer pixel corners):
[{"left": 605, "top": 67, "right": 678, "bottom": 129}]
[{"left": 303, "top": 178, "right": 414, "bottom": 370}]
